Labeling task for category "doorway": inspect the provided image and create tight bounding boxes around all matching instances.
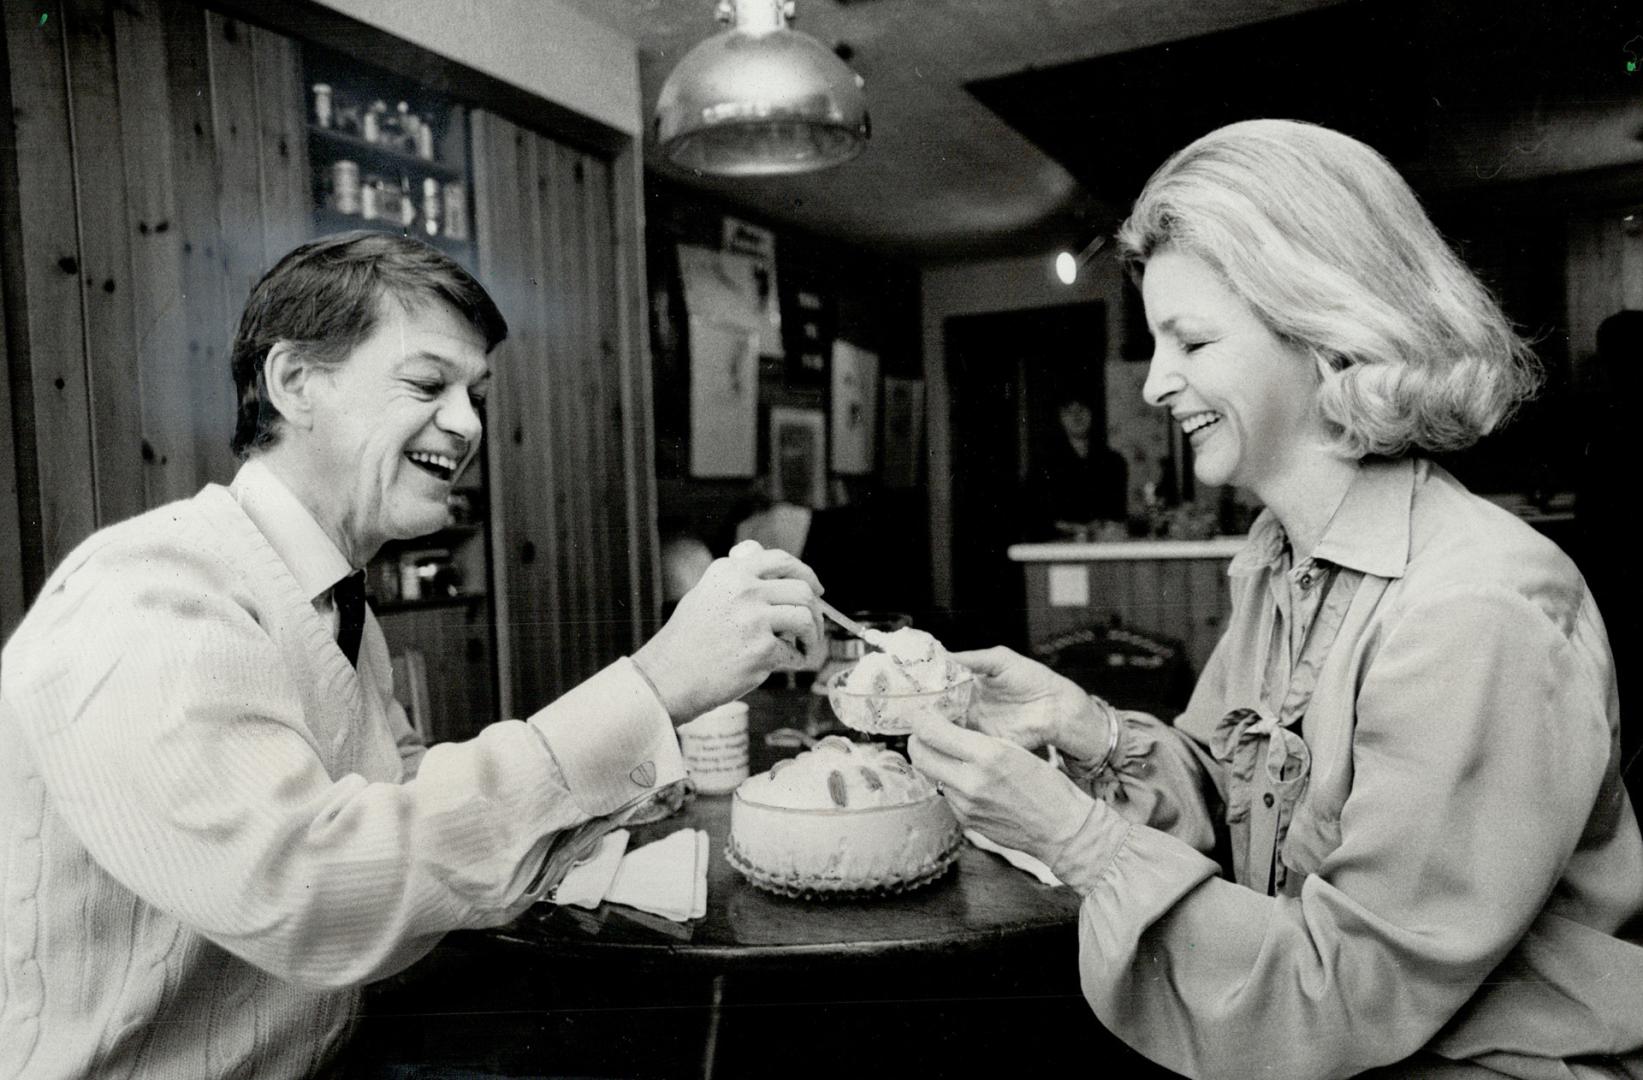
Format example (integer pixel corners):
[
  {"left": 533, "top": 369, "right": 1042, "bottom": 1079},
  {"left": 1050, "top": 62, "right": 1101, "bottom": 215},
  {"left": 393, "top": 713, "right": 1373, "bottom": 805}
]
[{"left": 943, "top": 302, "right": 1106, "bottom": 648}]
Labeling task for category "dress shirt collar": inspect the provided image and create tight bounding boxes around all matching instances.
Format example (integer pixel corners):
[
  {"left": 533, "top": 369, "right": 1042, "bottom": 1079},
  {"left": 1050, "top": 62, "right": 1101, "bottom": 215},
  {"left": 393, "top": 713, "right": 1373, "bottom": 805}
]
[
  {"left": 230, "top": 457, "right": 356, "bottom": 601},
  {"left": 1230, "top": 457, "right": 1415, "bottom": 581}
]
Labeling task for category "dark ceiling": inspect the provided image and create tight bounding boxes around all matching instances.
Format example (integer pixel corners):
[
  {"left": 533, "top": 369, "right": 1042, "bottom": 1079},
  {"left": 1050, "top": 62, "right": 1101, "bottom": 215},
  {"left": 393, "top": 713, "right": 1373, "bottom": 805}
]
[
  {"left": 565, "top": 0, "right": 1643, "bottom": 265},
  {"left": 970, "top": 0, "right": 1643, "bottom": 222}
]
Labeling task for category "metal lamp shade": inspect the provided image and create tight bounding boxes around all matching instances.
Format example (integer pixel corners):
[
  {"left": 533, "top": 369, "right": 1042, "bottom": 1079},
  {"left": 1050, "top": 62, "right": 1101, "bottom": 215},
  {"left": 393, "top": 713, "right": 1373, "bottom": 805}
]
[{"left": 655, "top": 24, "right": 870, "bottom": 177}]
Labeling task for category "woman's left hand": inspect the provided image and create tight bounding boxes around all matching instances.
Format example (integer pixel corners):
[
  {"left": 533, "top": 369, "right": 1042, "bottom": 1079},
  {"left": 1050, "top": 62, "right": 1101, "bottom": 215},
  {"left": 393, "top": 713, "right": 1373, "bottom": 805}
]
[{"left": 908, "top": 712, "right": 1097, "bottom": 865}]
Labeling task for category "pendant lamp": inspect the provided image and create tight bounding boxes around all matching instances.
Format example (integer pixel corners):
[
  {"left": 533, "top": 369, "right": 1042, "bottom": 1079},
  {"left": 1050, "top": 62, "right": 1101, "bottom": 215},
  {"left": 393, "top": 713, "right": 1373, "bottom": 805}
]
[{"left": 654, "top": 0, "right": 870, "bottom": 177}]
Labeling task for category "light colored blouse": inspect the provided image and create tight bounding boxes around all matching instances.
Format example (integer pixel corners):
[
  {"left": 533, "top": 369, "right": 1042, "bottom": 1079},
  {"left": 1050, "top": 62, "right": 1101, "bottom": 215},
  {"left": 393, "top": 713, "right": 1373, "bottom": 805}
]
[{"left": 1049, "top": 458, "right": 1643, "bottom": 1079}]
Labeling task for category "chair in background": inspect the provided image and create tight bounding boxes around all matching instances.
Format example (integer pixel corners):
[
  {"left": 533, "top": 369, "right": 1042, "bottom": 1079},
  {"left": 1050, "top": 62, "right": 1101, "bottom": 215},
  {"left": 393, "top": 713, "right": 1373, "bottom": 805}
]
[{"left": 1032, "top": 620, "right": 1196, "bottom": 719}]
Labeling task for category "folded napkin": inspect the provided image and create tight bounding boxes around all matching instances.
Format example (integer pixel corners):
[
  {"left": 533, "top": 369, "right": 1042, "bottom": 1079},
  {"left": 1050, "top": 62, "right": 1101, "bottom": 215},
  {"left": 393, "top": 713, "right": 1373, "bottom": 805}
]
[
  {"left": 550, "top": 829, "right": 630, "bottom": 909},
  {"left": 965, "top": 829, "right": 1063, "bottom": 887},
  {"left": 604, "top": 828, "right": 709, "bottom": 923}
]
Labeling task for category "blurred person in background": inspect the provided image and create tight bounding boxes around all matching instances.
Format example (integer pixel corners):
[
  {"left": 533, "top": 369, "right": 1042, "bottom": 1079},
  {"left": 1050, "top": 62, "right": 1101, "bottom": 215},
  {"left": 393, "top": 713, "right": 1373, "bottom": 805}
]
[{"left": 1022, "top": 388, "right": 1129, "bottom": 540}]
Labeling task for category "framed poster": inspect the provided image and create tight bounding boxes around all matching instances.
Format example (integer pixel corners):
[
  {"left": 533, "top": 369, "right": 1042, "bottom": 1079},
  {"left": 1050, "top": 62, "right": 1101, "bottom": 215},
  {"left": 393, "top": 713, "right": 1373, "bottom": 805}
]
[
  {"left": 882, "top": 377, "right": 925, "bottom": 489},
  {"left": 829, "top": 339, "right": 878, "bottom": 475},
  {"left": 677, "top": 244, "right": 783, "bottom": 357},
  {"left": 721, "top": 216, "right": 782, "bottom": 349},
  {"left": 687, "top": 317, "right": 759, "bottom": 477},
  {"left": 768, "top": 406, "right": 827, "bottom": 507}
]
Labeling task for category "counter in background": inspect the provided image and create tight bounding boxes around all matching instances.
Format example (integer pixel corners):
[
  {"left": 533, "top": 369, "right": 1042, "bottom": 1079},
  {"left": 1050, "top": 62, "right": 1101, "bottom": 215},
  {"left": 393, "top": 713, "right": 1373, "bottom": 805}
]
[{"left": 1008, "top": 536, "right": 1247, "bottom": 681}]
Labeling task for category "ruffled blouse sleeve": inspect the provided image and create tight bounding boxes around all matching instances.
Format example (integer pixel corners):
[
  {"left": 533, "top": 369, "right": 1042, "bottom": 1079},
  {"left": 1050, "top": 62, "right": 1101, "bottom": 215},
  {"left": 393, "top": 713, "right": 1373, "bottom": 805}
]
[{"left": 1057, "top": 632, "right": 1235, "bottom": 861}]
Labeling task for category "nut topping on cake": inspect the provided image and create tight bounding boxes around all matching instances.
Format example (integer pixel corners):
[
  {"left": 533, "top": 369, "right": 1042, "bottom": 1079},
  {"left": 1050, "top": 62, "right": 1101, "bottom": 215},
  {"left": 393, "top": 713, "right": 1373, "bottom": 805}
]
[{"left": 827, "top": 770, "right": 849, "bottom": 807}]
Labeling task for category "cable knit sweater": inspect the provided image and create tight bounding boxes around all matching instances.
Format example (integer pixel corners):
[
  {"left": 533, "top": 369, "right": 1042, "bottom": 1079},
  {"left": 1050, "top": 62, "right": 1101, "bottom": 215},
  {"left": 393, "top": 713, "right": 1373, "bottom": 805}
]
[{"left": 0, "top": 484, "right": 683, "bottom": 1078}]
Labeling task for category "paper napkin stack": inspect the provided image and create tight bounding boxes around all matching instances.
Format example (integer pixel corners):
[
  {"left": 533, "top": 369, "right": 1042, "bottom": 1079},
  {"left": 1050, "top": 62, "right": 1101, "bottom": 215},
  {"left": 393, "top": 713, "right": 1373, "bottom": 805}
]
[
  {"left": 550, "top": 828, "right": 709, "bottom": 922},
  {"left": 964, "top": 829, "right": 1064, "bottom": 887}
]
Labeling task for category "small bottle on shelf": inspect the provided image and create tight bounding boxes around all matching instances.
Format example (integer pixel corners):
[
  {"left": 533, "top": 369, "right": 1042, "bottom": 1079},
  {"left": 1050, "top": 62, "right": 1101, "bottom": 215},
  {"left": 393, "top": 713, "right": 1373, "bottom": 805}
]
[
  {"left": 330, "top": 159, "right": 360, "bottom": 215},
  {"left": 395, "top": 102, "right": 417, "bottom": 156},
  {"left": 422, "top": 177, "right": 442, "bottom": 237},
  {"left": 333, "top": 98, "right": 361, "bottom": 139},
  {"left": 415, "top": 113, "right": 435, "bottom": 160},
  {"left": 378, "top": 176, "right": 402, "bottom": 226},
  {"left": 442, "top": 180, "right": 468, "bottom": 241},
  {"left": 360, "top": 174, "right": 382, "bottom": 221},
  {"left": 312, "top": 83, "right": 333, "bottom": 129},
  {"left": 399, "top": 175, "right": 416, "bottom": 229},
  {"left": 363, "top": 99, "right": 387, "bottom": 144}
]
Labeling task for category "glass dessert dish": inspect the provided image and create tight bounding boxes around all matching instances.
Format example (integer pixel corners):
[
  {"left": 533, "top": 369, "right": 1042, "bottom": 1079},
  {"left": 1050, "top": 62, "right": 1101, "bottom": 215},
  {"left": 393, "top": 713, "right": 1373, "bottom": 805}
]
[{"left": 827, "top": 666, "right": 976, "bottom": 736}]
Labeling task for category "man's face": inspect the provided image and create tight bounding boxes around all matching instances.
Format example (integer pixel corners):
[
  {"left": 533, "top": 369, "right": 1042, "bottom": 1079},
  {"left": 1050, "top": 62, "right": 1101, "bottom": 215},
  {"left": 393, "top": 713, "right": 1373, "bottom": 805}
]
[{"left": 301, "top": 294, "right": 491, "bottom": 563}]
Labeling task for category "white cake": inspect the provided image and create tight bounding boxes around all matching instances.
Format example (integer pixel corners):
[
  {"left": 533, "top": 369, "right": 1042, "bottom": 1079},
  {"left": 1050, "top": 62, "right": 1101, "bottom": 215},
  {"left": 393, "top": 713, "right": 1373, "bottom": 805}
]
[{"left": 727, "top": 736, "right": 962, "bottom": 898}]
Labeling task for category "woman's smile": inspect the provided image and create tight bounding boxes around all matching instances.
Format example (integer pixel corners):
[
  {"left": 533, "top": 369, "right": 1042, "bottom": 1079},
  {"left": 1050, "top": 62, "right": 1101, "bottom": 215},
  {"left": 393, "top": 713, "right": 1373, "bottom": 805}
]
[{"left": 1141, "top": 249, "right": 1322, "bottom": 498}]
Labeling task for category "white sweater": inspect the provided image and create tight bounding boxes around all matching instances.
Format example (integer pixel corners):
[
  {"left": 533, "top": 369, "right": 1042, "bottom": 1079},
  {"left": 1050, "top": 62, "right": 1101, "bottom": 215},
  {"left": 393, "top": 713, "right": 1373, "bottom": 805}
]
[{"left": 0, "top": 484, "right": 683, "bottom": 1078}]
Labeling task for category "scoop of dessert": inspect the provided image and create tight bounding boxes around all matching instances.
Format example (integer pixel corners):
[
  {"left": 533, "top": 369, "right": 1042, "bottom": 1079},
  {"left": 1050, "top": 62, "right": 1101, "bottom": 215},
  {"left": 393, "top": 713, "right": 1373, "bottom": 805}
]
[{"left": 845, "top": 627, "right": 968, "bottom": 696}]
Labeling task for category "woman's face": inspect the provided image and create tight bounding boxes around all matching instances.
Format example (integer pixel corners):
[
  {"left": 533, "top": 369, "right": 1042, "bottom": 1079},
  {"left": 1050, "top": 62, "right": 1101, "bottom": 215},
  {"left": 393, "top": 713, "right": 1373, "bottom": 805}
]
[{"left": 1140, "top": 248, "right": 1321, "bottom": 496}]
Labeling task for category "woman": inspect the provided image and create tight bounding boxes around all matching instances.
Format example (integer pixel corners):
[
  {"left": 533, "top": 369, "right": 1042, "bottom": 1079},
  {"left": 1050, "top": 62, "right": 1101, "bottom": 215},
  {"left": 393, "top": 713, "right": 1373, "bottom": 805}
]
[
  {"left": 910, "top": 120, "right": 1643, "bottom": 1079},
  {"left": 1021, "top": 388, "right": 1129, "bottom": 540}
]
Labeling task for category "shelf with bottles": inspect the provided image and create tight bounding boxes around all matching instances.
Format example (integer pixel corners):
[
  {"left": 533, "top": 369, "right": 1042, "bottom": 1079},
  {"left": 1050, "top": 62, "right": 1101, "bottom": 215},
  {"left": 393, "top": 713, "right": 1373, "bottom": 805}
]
[
  {"left": 373, "top": 591, "right": 490, "bottom": 616},
  {"left": 302, "top": 44, "right": 473, "bottom": 253},
  {"left": 309, "top": 123, "right": 464, "bottom": 181},
  {"left": 364, "top": 484, "right": 490, "bottom": 608}
]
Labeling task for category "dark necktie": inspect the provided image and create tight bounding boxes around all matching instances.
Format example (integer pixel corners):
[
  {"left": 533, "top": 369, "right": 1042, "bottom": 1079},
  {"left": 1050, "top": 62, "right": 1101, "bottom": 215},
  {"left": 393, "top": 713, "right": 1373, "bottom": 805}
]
[{"left": 333, "top": 570, "right": 367, "bottom": 668}]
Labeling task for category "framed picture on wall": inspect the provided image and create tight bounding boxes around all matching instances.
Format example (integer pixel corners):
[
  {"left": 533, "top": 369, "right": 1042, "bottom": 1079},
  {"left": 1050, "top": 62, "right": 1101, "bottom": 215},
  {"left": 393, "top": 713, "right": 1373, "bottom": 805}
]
[
  {"left": 687, "top": 317, "right": 759, "bottom": 478},
  {"left": 768, "top": 406, "right": 827, "bottom": 507},
  {"left": 829, "top": 339, "right": 878, "bottom": 475}
]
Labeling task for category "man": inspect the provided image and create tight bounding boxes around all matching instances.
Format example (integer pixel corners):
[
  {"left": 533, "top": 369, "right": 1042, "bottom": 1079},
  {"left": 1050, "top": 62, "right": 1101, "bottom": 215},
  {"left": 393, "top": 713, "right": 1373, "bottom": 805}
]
[{"left": 0, "top": 232, "right": 824, "bottom": 1078}]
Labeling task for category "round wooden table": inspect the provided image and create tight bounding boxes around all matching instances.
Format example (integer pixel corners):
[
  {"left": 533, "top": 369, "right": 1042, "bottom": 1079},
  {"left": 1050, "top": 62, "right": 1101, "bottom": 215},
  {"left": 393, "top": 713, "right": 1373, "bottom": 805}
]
[
  {"left": 471, "top": 686, "right": 1089, "bottom": 1077},
  {"left": 489, "top": 686, "right": 1083, "bottom": 972}
]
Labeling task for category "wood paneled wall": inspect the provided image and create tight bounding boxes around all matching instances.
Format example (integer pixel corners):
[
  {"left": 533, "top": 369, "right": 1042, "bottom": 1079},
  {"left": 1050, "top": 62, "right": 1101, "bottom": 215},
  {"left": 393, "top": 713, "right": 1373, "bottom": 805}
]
[
  {"left": 1021, "top": 556, "right": 1234, "bottom": 677},
  {"left": 377, "top": 601, "right": 496, "bottom": 744},
  {"left": 1, "top": 0, "right": 309, "bottom": 619},
  {"left": 471, "top": 111, "right": 657, "bottom": 716}
]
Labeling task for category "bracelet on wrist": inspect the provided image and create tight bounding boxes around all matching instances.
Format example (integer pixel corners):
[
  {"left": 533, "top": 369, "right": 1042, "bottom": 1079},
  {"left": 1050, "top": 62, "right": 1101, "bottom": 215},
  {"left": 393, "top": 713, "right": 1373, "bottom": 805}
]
[{"left": 1065, "top": 695, "right": 1121, "bottom": 780}]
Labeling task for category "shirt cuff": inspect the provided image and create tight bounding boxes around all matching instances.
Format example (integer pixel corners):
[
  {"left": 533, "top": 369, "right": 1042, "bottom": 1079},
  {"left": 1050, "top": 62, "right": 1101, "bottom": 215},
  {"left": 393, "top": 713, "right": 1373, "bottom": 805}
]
[
  {"left": 1049, "top": 797, "right": 1134, "bottom": 895},
  {"left": 526, "top": 657, "right": 686, "bottom": 818}
]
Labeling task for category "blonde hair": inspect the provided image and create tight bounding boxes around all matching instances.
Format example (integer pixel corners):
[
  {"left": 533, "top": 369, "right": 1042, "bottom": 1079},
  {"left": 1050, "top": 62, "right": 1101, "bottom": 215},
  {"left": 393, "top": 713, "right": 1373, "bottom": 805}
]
[{"left": 1116, "top": 119, "right": 1540, "bottom": 458}]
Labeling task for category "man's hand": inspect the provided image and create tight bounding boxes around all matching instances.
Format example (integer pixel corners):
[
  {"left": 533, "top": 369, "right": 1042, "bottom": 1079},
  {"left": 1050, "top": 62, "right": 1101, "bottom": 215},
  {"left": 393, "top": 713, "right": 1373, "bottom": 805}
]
[
  {"left": 632, "top": 541, "right": 823, "bottom": 721},
  {"left": 908, "top": 713, "right": 1096, "bottom": 865},
  {"left": 951, "top": 646, "right": 1097, "bottom": 753}
]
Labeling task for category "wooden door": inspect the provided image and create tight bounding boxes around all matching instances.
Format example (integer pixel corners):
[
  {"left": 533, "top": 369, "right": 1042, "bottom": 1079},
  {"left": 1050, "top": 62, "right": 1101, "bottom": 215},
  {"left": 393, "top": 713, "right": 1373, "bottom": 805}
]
[
  {"left": 470, "top": 111, "right": 656, "bottom": 716},
  {"left": 942, "top": 302, "right": 1107, "bottom": 649},
  {"left": 1, "top": 0, "right": 310, "bottom": 606}
]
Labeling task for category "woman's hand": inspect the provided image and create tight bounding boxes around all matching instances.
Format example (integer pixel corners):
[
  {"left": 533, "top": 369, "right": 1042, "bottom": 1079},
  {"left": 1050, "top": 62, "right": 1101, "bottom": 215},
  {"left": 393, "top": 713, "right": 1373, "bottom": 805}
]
[
  {"left": 632, "top": 541, "right": 824, "bottom": 721},
  {"left": 909, "top": 713, "right": 1096, "bottom": 865},
  {"left": 952, "top": 646, "right": 1095, "bottom": 752}
]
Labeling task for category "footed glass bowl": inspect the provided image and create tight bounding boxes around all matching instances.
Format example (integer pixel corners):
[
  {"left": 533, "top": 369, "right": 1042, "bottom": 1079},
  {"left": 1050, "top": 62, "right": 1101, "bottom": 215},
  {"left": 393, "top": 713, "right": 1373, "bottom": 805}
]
[{"left": 827, "top": 667, "right": 975, "bottom": 736}]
